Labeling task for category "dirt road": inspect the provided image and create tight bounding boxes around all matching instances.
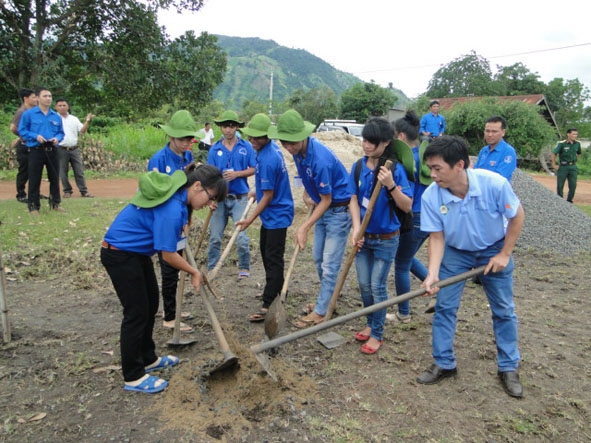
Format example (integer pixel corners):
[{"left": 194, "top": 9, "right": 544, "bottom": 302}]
[{"left": 1, "top": 173, "right": 590, "bottom": 204}]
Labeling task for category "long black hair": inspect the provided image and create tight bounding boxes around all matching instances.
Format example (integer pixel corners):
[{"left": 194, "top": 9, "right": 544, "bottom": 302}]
[{"left": 184, "top": 163, "right": 227, "bottom": 202}]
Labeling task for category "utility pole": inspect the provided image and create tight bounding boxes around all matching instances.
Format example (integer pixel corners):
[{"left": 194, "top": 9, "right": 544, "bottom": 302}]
[{"left": 269, "top": 72, "right": 274, "bottom": 116}]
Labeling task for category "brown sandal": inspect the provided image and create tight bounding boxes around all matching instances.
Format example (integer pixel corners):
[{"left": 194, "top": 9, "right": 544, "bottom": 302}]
[{"left": 249, "top": 308, "right": 268, "bottom": 323}]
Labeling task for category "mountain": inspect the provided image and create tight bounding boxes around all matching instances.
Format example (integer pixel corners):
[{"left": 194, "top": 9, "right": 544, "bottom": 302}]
[{"left": 212, "top": 35, "right": 409, "bottom": 109}]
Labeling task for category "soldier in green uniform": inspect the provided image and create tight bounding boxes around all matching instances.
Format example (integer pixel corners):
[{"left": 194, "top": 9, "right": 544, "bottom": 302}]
[{"left": 551, "top": 128, "right": 581, "bottom": 203}]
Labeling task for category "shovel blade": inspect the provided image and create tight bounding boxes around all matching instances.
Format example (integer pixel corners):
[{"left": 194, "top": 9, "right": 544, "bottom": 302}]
[
  {"left": 209, "top": 352, "right": 239, "bottom": 375},
  {"left": 264, "top": 297, "right": 287, "bottom": 339},
  {"left": 317, "top": 331, "right": 347, "bottom": 349},
  {"left": 167, "top": 337, "right": 198, "bottom": 347}
]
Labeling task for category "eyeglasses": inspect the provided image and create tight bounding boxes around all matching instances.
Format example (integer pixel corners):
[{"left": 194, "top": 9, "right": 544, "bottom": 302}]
[
  {"left": 202, "top": 187, "right": 216, "bottom": 201},
  {"left": 221, "top": 122, "right": 238, "bottom": 128}
]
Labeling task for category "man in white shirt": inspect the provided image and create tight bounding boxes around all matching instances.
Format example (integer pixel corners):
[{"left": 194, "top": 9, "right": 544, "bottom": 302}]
[
  {"left": 199, "top": 122, "right": 214, "bottom": 151},
  {"left": 55, "top": 98, "right": 94, "bottom": 198}
]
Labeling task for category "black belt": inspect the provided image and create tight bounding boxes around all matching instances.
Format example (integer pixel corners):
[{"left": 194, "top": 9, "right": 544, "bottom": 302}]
[
  {"left": 560, "top": 161, "right": 575, "bottom": 165},
  {"left": 101, "top": 240, "right": 120, "bottom": 250},
  {"left": 365, "top": 230, "right": 399, "bottom": 240},
  {"left": 226, "top": 193, "right": 248, "bottom": 200},
  {"left": 330, "top": 200, "right": 350, "bottom": 208},
  {"left": 38, "top": 142, "right": 55, "bottom": 151},
  {"left": 61, "top": 146, "right": 78, "bottom": 151}
]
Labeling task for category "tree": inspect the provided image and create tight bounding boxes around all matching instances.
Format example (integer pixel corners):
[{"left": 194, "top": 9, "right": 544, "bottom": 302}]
[
  {"left": 160, "top": 32, "right": 227, "bottom": 116},
  {"left": 446, "top": 98, "right": 556, "bottom": 159},
  {"left": 544, "top": 78, "right": 590, "bottom": 132},
  {"left": 339, "top": 81, "right": 397, "bottom": 123},
  {"left": 493, "top": 63, "right": 546, "bottom": 96},
  {"left": 426, "top": 51, "right": 502, "bottom": 98},
  {"left": 0, "top": 0, "right": 213, "bottom": 115},
  {"left": 286, "top": 86, "right": 338, "bottom": 126}
]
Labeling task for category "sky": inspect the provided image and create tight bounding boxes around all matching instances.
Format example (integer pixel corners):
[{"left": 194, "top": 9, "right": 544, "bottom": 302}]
[{"left": 159, "top": 0, "right": 591, "bottom": 103}]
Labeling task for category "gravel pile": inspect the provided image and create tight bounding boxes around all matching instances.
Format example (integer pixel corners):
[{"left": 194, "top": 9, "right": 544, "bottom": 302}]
[{"left": 512, "top": 169, "right": 591, "bottom": 255}]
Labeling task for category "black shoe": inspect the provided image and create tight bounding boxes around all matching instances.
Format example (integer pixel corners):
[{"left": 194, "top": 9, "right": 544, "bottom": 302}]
[
  {"left": 498, "top": 371, "right": 523, "bottom": 398},
  {"left": 17, "top": 196, "right": 27, "bottom": 203},
  {"left": 417, "top": 364, "right": 457, "bottom": 384}
]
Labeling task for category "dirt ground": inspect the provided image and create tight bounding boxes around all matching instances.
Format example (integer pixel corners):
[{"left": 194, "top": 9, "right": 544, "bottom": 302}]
[{"left": 1, "top": 153, "right": 591, "bottom": 441}]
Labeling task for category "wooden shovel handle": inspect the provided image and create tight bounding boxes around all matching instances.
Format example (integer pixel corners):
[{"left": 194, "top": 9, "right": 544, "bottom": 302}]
[
  {"left": 279, "top": 206, "right": 315, "bottom": 303},
  {"left": 185, "top": 241, "right": 233, "bottom": 355}
]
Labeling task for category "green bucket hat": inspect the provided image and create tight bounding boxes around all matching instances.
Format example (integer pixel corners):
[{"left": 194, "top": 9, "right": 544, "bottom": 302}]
[
  {"left": 160, "top": 110, "right": 199, "bottom": 138},
  {"left": 267, "top": 109, "right": 315, "bottom": 142},
  {"left": 418, "top": 140, "right": 433, "bottom": 185},
  {"left": 130, "top": 170, "right": 187, "bottom": 208},
  {"left": 392, "top": 139, "right": 417, "bottom": 181},
  {"left": 213, "top": 110, "right": 244, "bottom": 127},
  {"left": 241, "top": 113, "right": 271, "bottom": 138}
]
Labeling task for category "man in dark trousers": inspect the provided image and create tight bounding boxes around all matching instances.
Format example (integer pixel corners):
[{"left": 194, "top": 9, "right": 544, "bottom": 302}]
[
  {"left": 10, "top": 88, "right": 38, "bottom": 203},
  {"left": 552, "top": 128, "right": 581, "bottom": 203},
  {"left": 18, "top": 87, "right": 65, "bottom": 215}
]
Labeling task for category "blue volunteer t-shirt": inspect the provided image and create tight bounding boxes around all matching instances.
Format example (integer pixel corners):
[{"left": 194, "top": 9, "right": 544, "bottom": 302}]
[
  {"left": 147, "top": 144, "right": 193, "bottom": 175},
  {"left": 421, "top": 168, "right": 520, "bottom": 251},
  {"left": 255, "top": 141, "right": 294, "bottom": 229},
  {"left": 348, "top": 158, "right": 412, "bottom": 234},
  {"left": 18, "top": 106, "right": 65, "bottom": 148},
  {"left": 474, "top": 139, "right": 517, "bottom": 182},
  {"left": 103, "top": 189, "right": 189, "bottom": 255},
  {"left": 207, "top": 138, "right": 256, "bottom": 195},
  {"left": 293, "top": 137, "right": 351, "bottom": 204}
]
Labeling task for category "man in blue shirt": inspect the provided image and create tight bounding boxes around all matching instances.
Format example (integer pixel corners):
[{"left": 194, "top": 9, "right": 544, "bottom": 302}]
[
  {"left": 207, "top": 110, "right": 256, "bottom": 278},
  {"left": 18, "top": 87, "right": 65, "bottom": 214},
  {"left": 420, "top": 100, "right": 446, "bottom": 143},
  {"left": 417, "top": 135, "right": 525, "bottom": 398},
  {"left": 236, "top": 113, "right": 294, "bottom": 322},
  {"left": 148, "top": 110, "right": 197, "bottom": 332},
  {"left": 474, "top": 116, "right": 517, "bottom": 182},
  {"left": 268, "top": 109, "right": 352, "bottom": 328}
]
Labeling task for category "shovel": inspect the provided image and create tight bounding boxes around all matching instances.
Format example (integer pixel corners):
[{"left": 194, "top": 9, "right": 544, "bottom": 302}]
[
  {"left": 324, "top": 160, "right": 392, "bottom": 321},
  {"left": 166, "top": 250, "right": 198, "bottom": 347},
  {"left": 208, "top": 197, "right": 255, "bottom": 281},
  {"left": 264, "top": 206, "right": 315, "bottom": 339},
  {"left": 167, "top": 214, "right": 212, "bottom": 347},
  {"left": 185, "top": 241, "right": 239, "bottom": 374},
  {"left": 0, "top": 244, "right": 11, "bottom": 343},
  {"left": 251, "top": 266, "right": 486, "bottom": 355}
]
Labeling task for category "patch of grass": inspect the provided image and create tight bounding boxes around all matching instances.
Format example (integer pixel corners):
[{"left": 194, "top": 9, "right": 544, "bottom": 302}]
[
  {"left": 0, "top": 198, "right": 209, "bottom": 289},
  {"left": 576, "top": 204, "right": 591, "bottom": 216}
]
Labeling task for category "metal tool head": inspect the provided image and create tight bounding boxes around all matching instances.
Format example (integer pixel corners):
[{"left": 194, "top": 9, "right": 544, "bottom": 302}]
[{"left": 316, "top": 331, "right": 347, "bottom": 349}]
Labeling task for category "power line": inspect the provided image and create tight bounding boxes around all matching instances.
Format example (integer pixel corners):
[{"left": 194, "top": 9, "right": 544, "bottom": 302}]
[{"left": 354, "top": 43, "right": 591, "bottom": 76}]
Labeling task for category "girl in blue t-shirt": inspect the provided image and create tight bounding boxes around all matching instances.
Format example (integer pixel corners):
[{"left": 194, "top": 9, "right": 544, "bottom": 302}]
[
  {"left": 101, "top": 164, "right": 226, "bottom": 394},
  {"left": 349, "top": 117, "right": 412, "bottom": 354}
]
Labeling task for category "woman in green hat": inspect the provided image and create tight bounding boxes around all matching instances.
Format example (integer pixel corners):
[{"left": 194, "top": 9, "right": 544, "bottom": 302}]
[
  {"left": 101, "top": 164, "right": 226, "bottom": 394},
  {"left": 148, "top": 110, "right": 198, "bottom": 333}
]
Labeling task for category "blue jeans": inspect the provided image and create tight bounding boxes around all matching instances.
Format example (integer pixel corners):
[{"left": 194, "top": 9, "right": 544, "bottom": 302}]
[
  {"left": 312, "top": 206, "right": 351, "bottom": 316},
  {"left": 208, "top": 196, "right": 250, "bottom": 271},
  {"left": 394, "top": 212, "right": 428, "bottom": 315},
  {"left": 432, "top": 240, "right": 520, "bottom": 372},
  {"left": 356, "top": 236, "right": 398, "bottom": 341}
]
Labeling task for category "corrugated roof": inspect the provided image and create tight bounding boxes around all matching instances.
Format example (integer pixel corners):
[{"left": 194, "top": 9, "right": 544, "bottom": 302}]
[{"left": 436, "top": 94, "right": 546, "bottom": 110}]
